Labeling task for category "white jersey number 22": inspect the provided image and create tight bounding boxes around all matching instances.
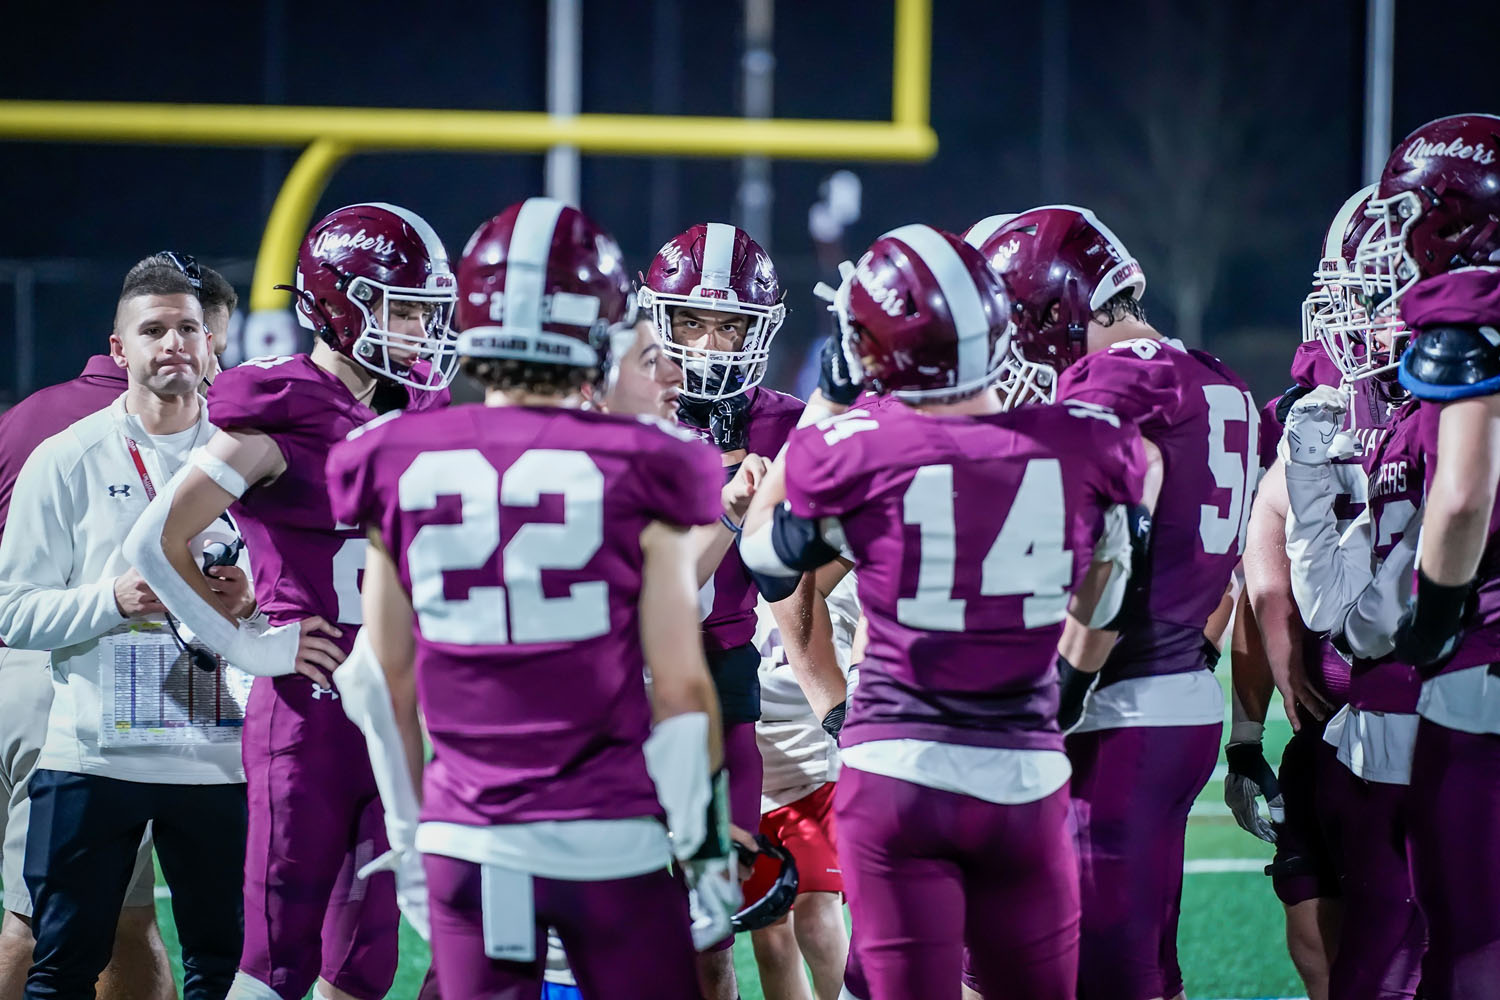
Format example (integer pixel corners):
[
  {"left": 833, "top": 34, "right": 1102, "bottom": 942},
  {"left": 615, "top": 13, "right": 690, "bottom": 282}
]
[{"left": 397, "top": 449, "right": 609, "bottom": 646}]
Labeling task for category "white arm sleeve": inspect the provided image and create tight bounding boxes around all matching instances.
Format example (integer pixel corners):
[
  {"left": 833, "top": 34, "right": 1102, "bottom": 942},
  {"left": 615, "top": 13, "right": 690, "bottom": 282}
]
[
  {"left": 0, "top": 450, "right": 125, "bottom": 649},
  {"left": 643, "top": 711, "right": 711, "bottom": 862},
  {"left": 1086, "top": 504, "right": 1132, "bottom": 629},
  {"left": 336, "top": 631, "right": 420, "bottom": 853},
  {"left": 1340, "top": 508, "right": 1422, "bottom": 660},
  {"left": 1283, "top": 461, "right": 1375, "bottom": 633},
  {"left": 123, "top": 467, "right": 298, "bottom": 676}
]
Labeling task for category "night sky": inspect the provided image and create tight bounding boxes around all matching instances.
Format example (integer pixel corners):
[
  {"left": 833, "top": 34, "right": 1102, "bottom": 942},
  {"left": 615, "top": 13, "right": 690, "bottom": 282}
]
[{"left": 2, "top": 0, "right": 1498, "bottom": 403}]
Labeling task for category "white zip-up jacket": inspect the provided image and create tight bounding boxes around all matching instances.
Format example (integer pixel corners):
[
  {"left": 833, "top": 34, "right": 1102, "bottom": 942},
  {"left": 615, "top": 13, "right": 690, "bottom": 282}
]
[{"left": 0, "top": 394, "right": 244, "bottom": 783}]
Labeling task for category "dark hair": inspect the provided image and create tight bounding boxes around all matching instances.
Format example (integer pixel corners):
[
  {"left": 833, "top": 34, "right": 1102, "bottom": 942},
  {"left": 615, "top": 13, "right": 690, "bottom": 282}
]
[
  {"left": 1092, "top": 290, "right": 1147, "bottom": 327},
  {"left": 461, "top": 357, "right": 597, "bottom": 397},
  {"left": 198, "top": 266, "right": 238, "bottom": 317},
  {"left": 118, "top": 264, "right": 199, "bottom": 306},
  {"left": 122, "top": 255, "right": 237, "bottom": 316}
]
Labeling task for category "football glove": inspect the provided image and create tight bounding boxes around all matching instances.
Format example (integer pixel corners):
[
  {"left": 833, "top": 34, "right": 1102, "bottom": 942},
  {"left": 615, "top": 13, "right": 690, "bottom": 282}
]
[
  {"left": 817, "top": 334, "right": 862, "bottom": 406},
  {"left": 686, "top": 855, "right": 742, "bottom": 950},
  {"left": 1395, "top": 570, "right": 1476, "bottom": 677},
  {"left": 1223, "top": 734, "right": 1284, "bottom": 844},
  {"left": 679, "top": 395, "right": 753, "bottom": 453},
  {"left": 1281, "top": 385, "right": 1356, "bottom": 465},
  {"left": 684, "top": 769, "right": 740, "bottom": 950}
]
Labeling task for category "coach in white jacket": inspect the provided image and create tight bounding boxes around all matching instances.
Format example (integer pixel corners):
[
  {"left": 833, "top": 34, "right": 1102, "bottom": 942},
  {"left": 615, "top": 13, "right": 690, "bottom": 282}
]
[{"left": 0, "top": 266, "right": 251, "bottom": 1000}]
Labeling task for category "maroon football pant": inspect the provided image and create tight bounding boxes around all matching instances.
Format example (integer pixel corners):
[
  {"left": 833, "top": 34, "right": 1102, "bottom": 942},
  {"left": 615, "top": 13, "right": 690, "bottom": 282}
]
[
  {"left": 239, "top": 677, "right": 399, "bottom": 1000},
  {"left": 1316, "top": 746, "right": 1424, "bottom": 1000},
  {"left": 424, "top": 854, "right": 699, "bottom": 999},
  {"left": 835, "top": 766, "right": 1078, "bottom": 1000},
  {"left": 1407, "top": 717, "right": 1500, "bottom": 1000},
  {"left": 1067, "top": 723, "right": 1220, "bottom": 1000}
]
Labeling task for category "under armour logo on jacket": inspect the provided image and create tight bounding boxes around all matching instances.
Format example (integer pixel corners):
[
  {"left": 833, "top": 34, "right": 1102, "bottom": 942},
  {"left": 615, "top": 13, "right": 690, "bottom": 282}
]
[
  {"left": 107, "top": 485, "right": 131, "bottom": 498},
  {"left": 310, "top": 684, "right": 340, "bottom": 701}
]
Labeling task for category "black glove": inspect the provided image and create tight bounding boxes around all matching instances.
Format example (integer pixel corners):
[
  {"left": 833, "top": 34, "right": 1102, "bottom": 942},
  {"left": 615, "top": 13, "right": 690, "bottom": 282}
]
[
  {"left": 818, "top": 334, "right": 861, "bottom": 406},
  {"left": 680, "top": 395, "right": 752, "bottom": 453},
  {"left": 820, "top": 701, "right": 847, "bottom": 739},
  {"left": 1057, "top": 655, "right": 1098, "bottom": 732},
  {"left": 1394, "top": 570, "right": 1475, "bottom": 677}
]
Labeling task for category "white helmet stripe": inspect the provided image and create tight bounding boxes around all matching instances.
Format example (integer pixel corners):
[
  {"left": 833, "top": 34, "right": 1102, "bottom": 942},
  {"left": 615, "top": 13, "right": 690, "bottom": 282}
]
[
  {"left": 700, "top": 222, "right": 736, "bottom": 289},
  {"left": 339, "top": 202, "right": 450, "bottom": 268},
  {"left": 505, "top": 197, "right": 567, "bottom": 333},
  {"left": 963, "top": 213, "right": 1018, "bottom": 251},
  {"left": 884, "top": 224, "right": 990, "bottom": 387},
  {"left": 1324, "top": 184, "right": 1378, "bottom": 260}
]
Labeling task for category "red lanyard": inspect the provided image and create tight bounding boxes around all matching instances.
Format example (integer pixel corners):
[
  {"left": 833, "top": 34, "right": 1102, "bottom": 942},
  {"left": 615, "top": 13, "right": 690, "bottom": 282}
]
[{"left": 123, "top": 438, "right": 156, "bottom": 501}]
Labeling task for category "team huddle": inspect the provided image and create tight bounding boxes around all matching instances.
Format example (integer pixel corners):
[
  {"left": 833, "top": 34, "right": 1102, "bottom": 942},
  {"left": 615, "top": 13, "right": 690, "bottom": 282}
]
[{"left": 0, "top": 110, "right": 1497, "bottom": 1000}]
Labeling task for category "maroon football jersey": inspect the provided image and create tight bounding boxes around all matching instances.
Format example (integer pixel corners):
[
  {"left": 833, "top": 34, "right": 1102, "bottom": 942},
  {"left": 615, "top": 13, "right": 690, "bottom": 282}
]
[
  {"left": 688, "top": 386, "right": 804, "bottom": 650},
  {"left": 1057, "top": 338, "right": 1257, "bottom": 679},
  {"left": 207, "top": 354, "right": 449, "bottom": 648},
  {"left": 327, "top": 404, "right": 722, "bottom": 826},
  {"left": 785, "top": 397, "right": 1147, "bottom": 752}
]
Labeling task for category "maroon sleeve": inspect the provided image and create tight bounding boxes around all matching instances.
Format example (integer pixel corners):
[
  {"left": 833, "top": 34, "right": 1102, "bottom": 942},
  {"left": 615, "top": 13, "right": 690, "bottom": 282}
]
[
  {"left": 324, "top": 414, "right": 399, "bottom": 532},
  {"left": 784, "top": 410, "right": 881, "bottom": 519},
  {"left": 633, "top": 418, "right": 724, "bottom": 528},
  {"left": 1056, "top": 342, "right": 1182, "bottom": 434}
]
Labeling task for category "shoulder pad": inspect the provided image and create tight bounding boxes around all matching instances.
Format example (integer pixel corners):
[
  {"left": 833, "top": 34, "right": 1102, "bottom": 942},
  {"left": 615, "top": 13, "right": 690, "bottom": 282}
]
[{"left": 1398, "top": 324, "right": 1500, "bottom": 401}]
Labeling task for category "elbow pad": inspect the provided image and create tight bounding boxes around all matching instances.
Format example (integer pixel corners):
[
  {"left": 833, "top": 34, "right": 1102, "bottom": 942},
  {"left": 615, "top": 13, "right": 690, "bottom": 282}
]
[{"left": 740, "top": 503, "right": 840, "bottom": 582}]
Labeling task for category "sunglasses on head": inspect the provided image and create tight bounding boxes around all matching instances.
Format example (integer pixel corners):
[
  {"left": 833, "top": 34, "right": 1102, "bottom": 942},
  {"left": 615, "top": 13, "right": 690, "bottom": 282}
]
[{"left": 156, "top": 250, "right": 202, "bottom": 296}]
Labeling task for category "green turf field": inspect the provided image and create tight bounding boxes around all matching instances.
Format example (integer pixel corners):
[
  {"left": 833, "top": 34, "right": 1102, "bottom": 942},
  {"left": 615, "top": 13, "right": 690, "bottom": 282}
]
[{"left": 132, "top": 677, "right": 1308, "bottom": 998}]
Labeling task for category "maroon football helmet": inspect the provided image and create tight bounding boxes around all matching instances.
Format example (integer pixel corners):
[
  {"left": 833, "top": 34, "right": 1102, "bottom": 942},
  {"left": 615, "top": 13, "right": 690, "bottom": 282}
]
[
  {"left": 639, "top": 223, "right": 785, "bottom": 401},
  {"left": 286, "top": 202, "right": 457, "bottom": 391},
  {"left": 830, "top": 224, "right": 1013, "bottom": 402},
  {"left": 456, "top": 197, "right": 634, "bottom": 375},
  {"left": 964, "top": 206, "right": 1145, "bottom": 397},
  {"left": 1357, "top": 113, "right": 1500, "bottom": 314}
]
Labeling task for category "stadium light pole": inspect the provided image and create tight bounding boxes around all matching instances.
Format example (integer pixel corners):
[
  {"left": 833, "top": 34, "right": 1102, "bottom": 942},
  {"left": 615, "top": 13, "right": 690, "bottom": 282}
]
[
  {"left": 1363, "top": 0, "right": 1395, "bottom": 185},
  {"left": 546, "top": 0, "right": 583, "bottom": 207}
]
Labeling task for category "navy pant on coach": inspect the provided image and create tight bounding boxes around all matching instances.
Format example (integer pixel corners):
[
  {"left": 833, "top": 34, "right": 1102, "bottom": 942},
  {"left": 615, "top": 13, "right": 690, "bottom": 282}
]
[{"left": 22, "top": 769, "right": 247, "bottom": 1000}]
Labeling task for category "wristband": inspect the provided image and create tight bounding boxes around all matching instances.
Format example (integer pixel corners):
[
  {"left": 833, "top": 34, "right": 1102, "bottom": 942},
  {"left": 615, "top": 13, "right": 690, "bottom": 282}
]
[{"left": 820, "top": 701, "right": 847, "bottom": 739}]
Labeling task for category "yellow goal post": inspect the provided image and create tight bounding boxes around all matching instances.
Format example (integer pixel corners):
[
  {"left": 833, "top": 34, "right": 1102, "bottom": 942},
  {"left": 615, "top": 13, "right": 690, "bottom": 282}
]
[{"left": 0, "top": 0, "right": 934, "bottom": 313}]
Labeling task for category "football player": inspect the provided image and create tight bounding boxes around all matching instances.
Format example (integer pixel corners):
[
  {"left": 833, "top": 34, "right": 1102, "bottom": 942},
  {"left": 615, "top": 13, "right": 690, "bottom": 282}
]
[
  {"left": 639, "top": 223, "right": 809, "bottom": 998},
  {"left": 1252, "top": 187, "right": 1424, "bottom": 999},
  {"left": 745, "top": 570, "right": 858, "bottom": 1000},
  {"left": 1361, "top": 113, "right": 1500, "bottom": 998},
  {"left": 326, "top": 196, "right": 726, "bottom": 1000},
  {"left": 969, "top": 206, "right": 1256, "bottom": 1000},
  {"left": 740, "top": 223, "right": 1161, "bottom": 999},
  {"left": 124, "top": 203, "right": 458, "bottom": 1000}
]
